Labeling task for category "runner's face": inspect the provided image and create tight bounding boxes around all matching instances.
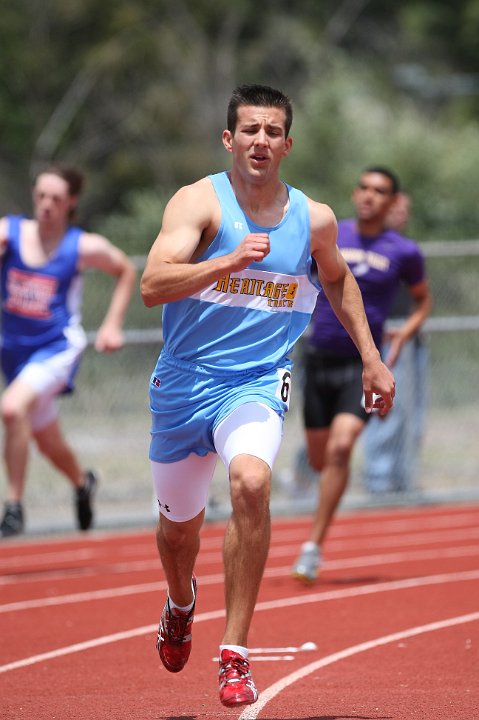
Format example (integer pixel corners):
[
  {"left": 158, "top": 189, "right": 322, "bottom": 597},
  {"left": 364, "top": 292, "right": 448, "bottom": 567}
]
[
  {"left": 352, "top": 172, "right": 396, "bottom": 223},
  {"left": 222, "top": 105, "right": 292, "bottom": 181},
  {"left": 33, "top": 173, "right": 77, "bottom": 226}
]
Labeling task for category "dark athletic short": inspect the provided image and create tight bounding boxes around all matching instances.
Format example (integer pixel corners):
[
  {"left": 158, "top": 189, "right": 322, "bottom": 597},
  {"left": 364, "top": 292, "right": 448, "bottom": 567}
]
[{"left": 302, "top": 346, "right": 369, "bottom": 429}]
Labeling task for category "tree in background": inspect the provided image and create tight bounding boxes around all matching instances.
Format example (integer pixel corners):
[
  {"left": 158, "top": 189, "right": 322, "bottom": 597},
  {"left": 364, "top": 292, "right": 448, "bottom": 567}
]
[{"left": 1, "top": 0, "right": 479, "bottom": 250}]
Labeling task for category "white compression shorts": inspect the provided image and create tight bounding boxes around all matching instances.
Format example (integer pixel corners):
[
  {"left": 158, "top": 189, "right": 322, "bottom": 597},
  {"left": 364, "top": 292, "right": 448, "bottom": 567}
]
[
  {"left": 151, "top": 402, "right": 283, "bottom": 522},
  {"left": 17, "top": 337, "right": 86, "bottom": 431}
]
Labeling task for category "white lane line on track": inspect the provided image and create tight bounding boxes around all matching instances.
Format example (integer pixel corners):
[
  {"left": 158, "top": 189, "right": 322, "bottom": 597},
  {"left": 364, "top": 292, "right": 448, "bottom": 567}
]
[
  {"left": 238, "top": 610, "right": 479, "bottom": 719},
  {"left": 2, "top": 509, "right": 478, "bottom": 569},
  {"left": 3, "top": 542, "right": 479, "bottom": 612},
  {"left": 212, "top": 641, "right": 318, "bottom": 661},
  {"left": 323, "top": 526, "right": 479, "bottom": 552},
  {"left": 213, "top": 655, "right": 295, "bottom": 662},
  {"left": 0, "top": 548, "right": 98, "bottom": 570},
  {"left": 319, "top": 542, "right": 479, "bottom": 570},
  {"left": 250, "top": 641, "right": 318, "bottom": 654},
  {"left": 1, "top": 568, "right": 479, "bottom": 675},
  {"left": 272, "top": 512, "right": 479, "bottom": 542},
  {"left": 0, "top": 558, "right": 163, "bottom": 585},
  {"left": 2, "top": 531, "right": 478, "bottom": 587}
]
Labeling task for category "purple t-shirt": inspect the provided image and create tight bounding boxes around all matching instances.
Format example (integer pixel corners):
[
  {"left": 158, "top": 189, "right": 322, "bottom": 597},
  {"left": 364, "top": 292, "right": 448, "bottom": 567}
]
[{"left": 308, "top": 219, "right": 426, "bottom": 356}]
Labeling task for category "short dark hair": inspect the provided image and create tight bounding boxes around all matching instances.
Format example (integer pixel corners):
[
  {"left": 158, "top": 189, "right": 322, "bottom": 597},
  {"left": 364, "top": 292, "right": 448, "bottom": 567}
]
[
  {"left": 362, "top": 166, "right": 400, "bottom": 194},
  {"left": 227, "top": 84, "right": 293, "bottom": 137}
]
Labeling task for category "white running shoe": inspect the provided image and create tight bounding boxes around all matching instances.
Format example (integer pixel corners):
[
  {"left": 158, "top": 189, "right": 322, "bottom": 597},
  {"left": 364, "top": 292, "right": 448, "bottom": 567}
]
[{"left": 291, "top": 542, "right": 321, "bottom": 583}]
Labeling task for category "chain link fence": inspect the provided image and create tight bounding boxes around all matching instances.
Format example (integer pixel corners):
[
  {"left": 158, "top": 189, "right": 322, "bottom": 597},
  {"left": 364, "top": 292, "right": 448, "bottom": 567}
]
[{"left": 5, "top": 241, "right": 479, "bottom": 533}]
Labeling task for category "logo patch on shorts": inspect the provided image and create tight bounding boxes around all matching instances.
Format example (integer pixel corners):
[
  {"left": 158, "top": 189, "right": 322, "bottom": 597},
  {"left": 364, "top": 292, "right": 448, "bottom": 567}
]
[{"left": 152, "top": 376, "right": 161, "bottom": 388}]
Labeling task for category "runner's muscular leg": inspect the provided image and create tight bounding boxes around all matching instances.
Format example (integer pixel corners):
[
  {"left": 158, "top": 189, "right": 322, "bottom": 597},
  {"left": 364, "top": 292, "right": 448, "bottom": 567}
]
[
  {"left": 156, "top": 510, "right": 204, "bottom": 606},
  {"left": 0, "top": 378, "right": 37, "bottom": 502},
  {"left": 307, "top": 413, "right": 365, "bottom": 547},
  {"left": 34, "top": 419, "right": 84, "bottom": 488},
  {"left": 151, "top": 453, "right": 216, "bottom": 606},
  {"left": 305, "top": 426, "right": 329, "bottom": 473},
  {"left": 222, "top": 453, "right": 271, "bottom": 647}
]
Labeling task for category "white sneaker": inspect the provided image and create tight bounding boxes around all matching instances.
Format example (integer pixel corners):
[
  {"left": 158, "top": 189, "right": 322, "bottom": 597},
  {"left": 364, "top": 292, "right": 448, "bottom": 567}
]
[{"left": 291, "top": 542, "right": 321, "bottom": 583}]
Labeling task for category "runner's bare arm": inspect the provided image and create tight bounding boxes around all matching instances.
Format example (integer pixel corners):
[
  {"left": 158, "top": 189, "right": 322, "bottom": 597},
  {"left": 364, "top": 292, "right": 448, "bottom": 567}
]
[
  {"left": 79, "top": 232, "right": 136, "bottom": 352},
  {"left": 141, "top": 179, "right": 270, "bottom": 307},
  {"left": 308, "top": 199, "right": 395, "bottom": 414}
]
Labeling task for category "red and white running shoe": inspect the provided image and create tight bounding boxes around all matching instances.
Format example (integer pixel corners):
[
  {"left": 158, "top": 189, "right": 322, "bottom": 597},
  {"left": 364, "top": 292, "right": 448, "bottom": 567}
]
[
  {"left": 218, "top": 649, "right": 258, "bottom": 707},
  {"left": 156, "top": 576, "right": 196, "bottom": 673}
]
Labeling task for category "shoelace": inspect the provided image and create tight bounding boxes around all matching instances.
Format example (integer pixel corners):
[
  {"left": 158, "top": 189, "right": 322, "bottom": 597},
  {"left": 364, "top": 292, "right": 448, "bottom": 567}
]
[
  {"left": 164, "top": 606, "right": 193, "bottom": 644},
  {"left": 220, "top": 655, "right": 250, "bottom": 684}
]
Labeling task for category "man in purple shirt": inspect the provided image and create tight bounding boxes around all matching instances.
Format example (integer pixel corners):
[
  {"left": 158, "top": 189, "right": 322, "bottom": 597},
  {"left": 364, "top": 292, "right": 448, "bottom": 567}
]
[{"left": 292, "top": 167, "right": 432, "bottom": 583}]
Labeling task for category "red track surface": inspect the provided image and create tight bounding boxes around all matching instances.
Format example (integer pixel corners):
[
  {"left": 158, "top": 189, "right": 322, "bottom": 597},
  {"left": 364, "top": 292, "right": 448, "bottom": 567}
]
[{"left": 1, "top": 503, "right": 478, "bottom": 719}]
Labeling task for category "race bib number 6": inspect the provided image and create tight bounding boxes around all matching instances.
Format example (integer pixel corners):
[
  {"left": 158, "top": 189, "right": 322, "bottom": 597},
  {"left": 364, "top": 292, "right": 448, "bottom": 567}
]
[{"left": 276, "top": 368, "right": 292, "bottom": 409}]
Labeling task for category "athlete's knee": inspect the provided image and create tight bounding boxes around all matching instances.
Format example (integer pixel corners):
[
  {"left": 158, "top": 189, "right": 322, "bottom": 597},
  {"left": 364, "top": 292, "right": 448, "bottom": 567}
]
[
  {"left": 325, "top": 437, "right": 355, "bottom": 468},
  {"left": 229, "top": 458, "right": 271, "bottom": 513},
  {"left": 0, "top": 394, "right": 29, "bottom": 427}
]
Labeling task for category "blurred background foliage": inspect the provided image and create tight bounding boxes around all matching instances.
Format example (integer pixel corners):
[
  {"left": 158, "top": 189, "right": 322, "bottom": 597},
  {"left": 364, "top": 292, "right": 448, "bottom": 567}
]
[{"left": 1, "top": 0, "right": 479, "bottom": 251}]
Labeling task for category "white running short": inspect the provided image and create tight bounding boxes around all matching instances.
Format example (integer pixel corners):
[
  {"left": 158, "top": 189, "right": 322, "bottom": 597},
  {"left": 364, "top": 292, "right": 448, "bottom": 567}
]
[{"left": 14, "top": 332, "right": 86, "bottom": 431}]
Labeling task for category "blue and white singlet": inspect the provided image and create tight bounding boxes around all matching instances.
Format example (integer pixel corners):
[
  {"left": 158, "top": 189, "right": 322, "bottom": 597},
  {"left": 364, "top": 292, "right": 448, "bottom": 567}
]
[
  {"left": 161, "top": 171, "right": 319, "bottom": 373},
  {"left": 1, "top": 215, "right": 84, "bottom": 351}
]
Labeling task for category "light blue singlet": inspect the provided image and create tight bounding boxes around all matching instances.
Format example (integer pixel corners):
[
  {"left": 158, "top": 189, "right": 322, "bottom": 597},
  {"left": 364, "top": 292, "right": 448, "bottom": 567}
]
[{"left": 161, "top": 171, "right": 319, "bottom": 373}]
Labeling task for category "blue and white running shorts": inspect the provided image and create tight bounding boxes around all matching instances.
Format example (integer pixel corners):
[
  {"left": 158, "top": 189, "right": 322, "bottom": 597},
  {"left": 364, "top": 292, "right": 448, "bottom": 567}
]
[
  {"left": 1, "top": 327, "right": 87, "bottom": 431},
  {"left": 148, "top": 350, "right": 293, "bottom": 464}
]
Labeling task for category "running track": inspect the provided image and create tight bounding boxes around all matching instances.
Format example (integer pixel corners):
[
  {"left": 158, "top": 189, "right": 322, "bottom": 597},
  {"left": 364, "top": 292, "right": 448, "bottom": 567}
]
[{"left": 1, "top": 503, "right": 478, "bottom": 719}]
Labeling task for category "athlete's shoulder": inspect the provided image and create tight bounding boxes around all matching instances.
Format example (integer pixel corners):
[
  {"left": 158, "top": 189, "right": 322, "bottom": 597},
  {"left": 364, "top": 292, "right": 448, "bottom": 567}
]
[
  {"left": 0, "top": 215, "right": 32, "bottom": 254},
  {"left": 169, "top": 175, "right": 218, "bottom": 211},
  {"left": 0, "top": 216, "right": 9, "bottom": 241},
  {"left": 305, "top": 196, "right": 337, "bottom": 230},
  {"left": 162, "top": 177, "right": 221, "bottom": 238},
  {"left": 178, "top": 174, "right": 218, "bottom": 196},
  {"left": 304, "top": 198, "right": 338, "bottom": 257},
  {"left": 0, "top": 216, "right": 8, "bottom": 256},
  {"left": 0, "top": 214, "right": 30, "bottom": 231}
]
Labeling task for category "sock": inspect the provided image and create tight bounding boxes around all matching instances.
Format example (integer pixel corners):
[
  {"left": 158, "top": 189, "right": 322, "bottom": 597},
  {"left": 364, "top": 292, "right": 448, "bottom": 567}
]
[
  {"left": 169, "top": 580, "right": 195, "bottom": 613},
  {"left": 302, "top": 541, "right": 319, "bottom": 552},
  {"left": 220, "top": 644, "right": 248, "bottom": 660}
]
